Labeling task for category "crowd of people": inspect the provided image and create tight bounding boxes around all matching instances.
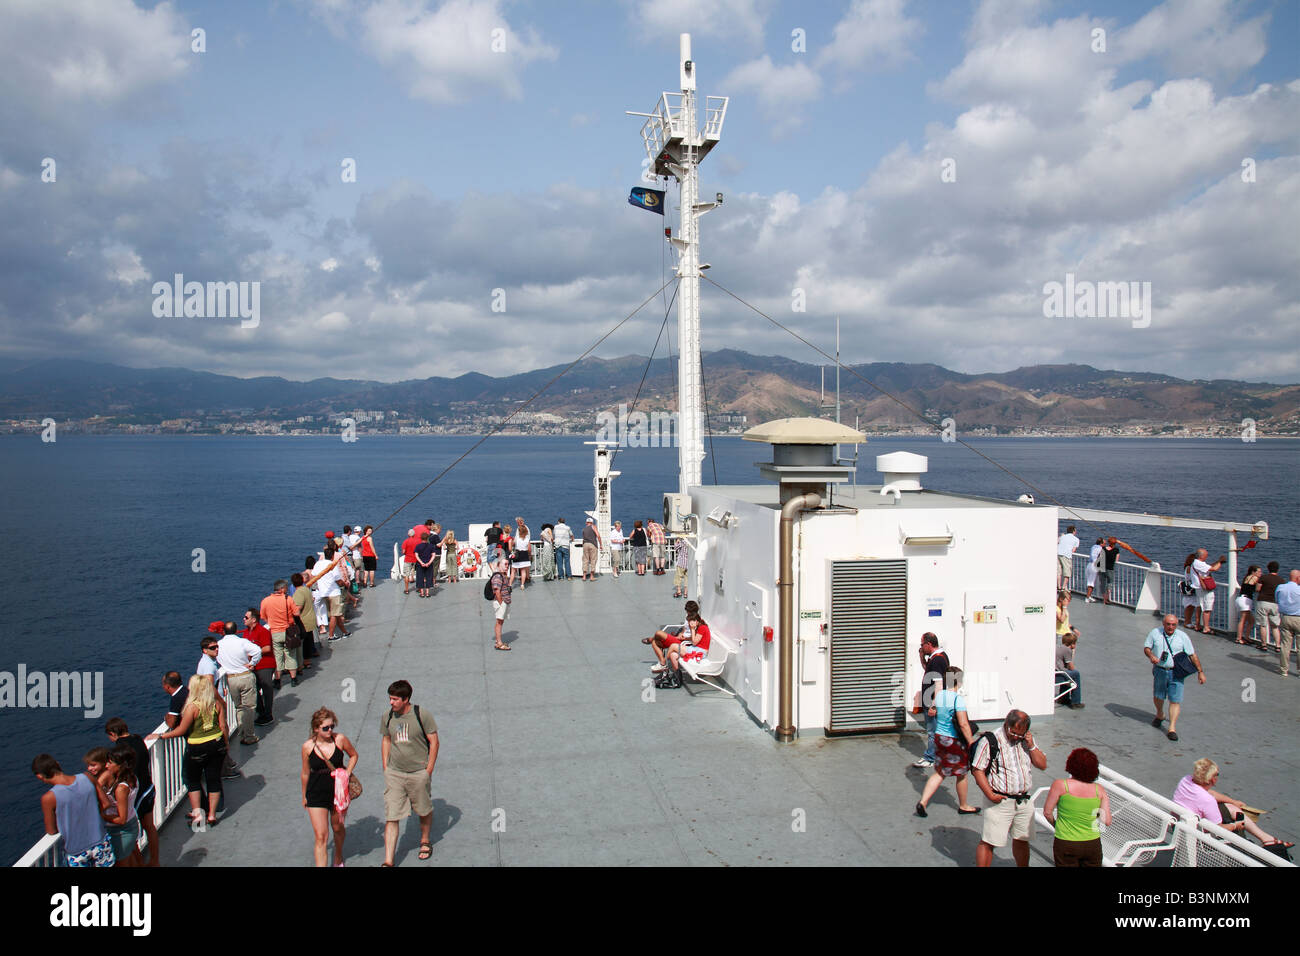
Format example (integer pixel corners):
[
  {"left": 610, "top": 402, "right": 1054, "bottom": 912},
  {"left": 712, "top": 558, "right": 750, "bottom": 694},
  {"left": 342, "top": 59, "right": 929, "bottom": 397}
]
[
  {"left": 912, "top": 531, "right": 1299, "bottom": 866},
  {"left": 31, "top": 513, "right": 695, "bottom": 867}
]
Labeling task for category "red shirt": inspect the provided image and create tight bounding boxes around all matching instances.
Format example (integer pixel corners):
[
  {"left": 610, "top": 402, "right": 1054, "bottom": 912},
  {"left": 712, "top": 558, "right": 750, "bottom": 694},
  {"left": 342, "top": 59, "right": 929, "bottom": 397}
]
[
  {"left": 240, "top": 625, "right": 276, "bottom": 671},
  {"left": 402, "top": 535, "right": 419, "bottom": 561},
  {"left": 687, "top": 622, "right": 711, "bottom": 653},
  {"left": 361, "top": 534, "right": 376, "bottom": 558}
]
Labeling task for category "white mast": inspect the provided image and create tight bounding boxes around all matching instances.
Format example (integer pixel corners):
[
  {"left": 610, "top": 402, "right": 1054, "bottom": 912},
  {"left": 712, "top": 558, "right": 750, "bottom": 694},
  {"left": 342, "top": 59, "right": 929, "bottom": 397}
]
[{"left": 629, "top": 34, "right": 728, "bottom": 495}]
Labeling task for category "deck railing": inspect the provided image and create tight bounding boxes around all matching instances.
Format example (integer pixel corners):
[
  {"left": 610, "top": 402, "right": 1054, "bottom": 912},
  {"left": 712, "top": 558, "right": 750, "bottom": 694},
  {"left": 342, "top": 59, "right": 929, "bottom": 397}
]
[
  {"left": 1069, "top": 554, "right": 1231, "bottom": 633},
  {"left": 15, "top": 693, "right": 239, "bottom": 867}
]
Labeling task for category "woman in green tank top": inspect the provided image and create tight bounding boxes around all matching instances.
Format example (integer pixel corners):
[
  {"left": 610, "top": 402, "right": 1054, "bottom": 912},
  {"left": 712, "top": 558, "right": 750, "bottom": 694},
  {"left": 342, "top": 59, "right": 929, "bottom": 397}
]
[{"left": 1043, "top": 747, "right": 1112, "bottom": 867}]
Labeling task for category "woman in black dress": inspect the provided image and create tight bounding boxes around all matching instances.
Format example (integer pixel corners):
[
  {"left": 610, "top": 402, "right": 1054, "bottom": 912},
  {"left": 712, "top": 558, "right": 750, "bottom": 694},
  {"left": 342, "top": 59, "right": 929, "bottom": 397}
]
[{"left": 300, "top": 707, "right": 359, "bottom": 867}]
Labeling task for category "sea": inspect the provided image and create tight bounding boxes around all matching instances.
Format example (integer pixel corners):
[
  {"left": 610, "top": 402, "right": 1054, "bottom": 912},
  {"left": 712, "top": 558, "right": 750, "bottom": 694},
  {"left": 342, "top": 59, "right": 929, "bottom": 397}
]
[{"left": 1, "top": 434, "right": 1296, "bottom": 865}]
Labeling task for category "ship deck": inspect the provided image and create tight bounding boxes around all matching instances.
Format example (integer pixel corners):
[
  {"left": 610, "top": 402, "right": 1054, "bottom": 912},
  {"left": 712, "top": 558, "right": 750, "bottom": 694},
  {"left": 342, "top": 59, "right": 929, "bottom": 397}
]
[{"left": 155, "top": 573, "right": 1299, "bottom": 866}]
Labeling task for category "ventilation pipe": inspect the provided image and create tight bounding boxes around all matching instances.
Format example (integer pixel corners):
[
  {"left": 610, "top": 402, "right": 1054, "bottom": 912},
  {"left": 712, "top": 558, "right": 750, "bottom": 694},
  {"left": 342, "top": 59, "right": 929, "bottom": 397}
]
[{"left": 777, "top": 491, "right": 820, "bottom": 742}]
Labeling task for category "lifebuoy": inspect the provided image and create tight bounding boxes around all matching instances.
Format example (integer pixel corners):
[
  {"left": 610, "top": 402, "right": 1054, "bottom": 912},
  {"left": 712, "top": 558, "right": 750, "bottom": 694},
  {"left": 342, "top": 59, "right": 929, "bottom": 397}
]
[{"left": 458, "top": 546, "right": 482, "bottom": 576}]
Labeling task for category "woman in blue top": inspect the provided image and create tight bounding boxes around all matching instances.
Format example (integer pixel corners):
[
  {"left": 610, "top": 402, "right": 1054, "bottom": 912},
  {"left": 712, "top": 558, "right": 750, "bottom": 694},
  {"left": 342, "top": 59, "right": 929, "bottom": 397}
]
[{"left": 915, "top": 667, "right": 980, "bottom": 817}]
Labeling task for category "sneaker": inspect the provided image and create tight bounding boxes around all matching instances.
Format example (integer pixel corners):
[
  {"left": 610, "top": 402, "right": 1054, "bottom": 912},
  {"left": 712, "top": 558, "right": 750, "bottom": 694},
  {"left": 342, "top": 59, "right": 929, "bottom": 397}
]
[
  {"left": 291, "top": 676, "right": 300, "bottom": 687},
  {"left": 254, "top": 717, "right": 274, "bottom": 726},
  {"left": 1085, "top": 597, "right": 1097, "bottom": 603},
  {"left": 912, "top": 758, "right": 934, "bottom": 768},
  {"left": 221, "top": 767, "right": 242, "bottom": 779},
  {"left": 272, "top": 677, "right": 282, "bottom": 690},
  {"left": 650, "top": 664, "right": 667, "bottom": 674}
]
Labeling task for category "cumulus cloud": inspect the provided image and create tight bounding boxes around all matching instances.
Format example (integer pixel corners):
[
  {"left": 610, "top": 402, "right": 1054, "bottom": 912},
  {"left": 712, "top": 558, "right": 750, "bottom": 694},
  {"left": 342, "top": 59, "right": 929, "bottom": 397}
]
[
  {"left": 357, "top": 0, "right": 556, "bottom": 103},
  {"left": 817, "top": 0, "right": 924, "bottom": 77},
  {"left": 721, "top": 56, "right": 822, "bottom": 136},
  {"left": 629, "top": 0, "right": 774, "bottom": 48}
]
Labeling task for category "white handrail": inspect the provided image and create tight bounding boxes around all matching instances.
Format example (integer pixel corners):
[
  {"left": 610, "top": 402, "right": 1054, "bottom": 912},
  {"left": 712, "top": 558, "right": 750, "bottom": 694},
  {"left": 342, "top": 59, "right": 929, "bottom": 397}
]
[{"left": 15, "top": 694, "right": 239, "bottom": 867}]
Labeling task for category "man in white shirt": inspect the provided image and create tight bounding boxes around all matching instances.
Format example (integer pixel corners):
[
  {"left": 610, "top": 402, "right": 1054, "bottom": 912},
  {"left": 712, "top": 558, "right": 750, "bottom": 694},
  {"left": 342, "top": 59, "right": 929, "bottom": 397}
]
[
  {"left": 1189, "top": 548, "right": 1225, "bottom": 634},
  {"left": 1084, "top": 538, "right": 1103, "bottom": 602},
  {"left": 553, "top": 519, "right": 573, "bottom": 580},
  {"left": 216, "top": 623, "right": 263, "bottom": 745},
  {"left": 1056, "top": 525, "right": 1080, "bottom": 590},
  {"left": 312, "top": 547, "right": 350, "bottom": 641}
]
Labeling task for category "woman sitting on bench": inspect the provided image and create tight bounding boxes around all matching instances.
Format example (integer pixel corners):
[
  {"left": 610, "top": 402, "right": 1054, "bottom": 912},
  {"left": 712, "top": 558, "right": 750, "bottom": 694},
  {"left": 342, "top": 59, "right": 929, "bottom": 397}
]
[{"left": 643, "top": 602, "right": 710, "bottom": 689}]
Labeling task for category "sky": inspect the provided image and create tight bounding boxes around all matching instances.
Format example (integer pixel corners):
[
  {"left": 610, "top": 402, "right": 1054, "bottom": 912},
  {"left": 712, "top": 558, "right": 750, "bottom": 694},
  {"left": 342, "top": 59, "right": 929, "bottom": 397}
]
[{"left": 0, "top": 0, "right": 1296, "bottom": 385}]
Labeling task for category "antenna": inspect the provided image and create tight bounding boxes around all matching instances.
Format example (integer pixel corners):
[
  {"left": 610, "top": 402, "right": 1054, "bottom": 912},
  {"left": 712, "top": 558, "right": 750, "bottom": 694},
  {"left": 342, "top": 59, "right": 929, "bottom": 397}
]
[{"left": 627, "top": 34, "right": 729, "bottom": 496}]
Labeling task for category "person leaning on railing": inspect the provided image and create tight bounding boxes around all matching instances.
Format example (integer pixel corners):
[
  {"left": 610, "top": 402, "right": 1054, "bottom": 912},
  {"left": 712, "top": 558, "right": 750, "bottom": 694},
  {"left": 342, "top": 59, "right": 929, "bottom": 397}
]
[{"left": 146, "top": 674, "right": 230, "bottom": 828}]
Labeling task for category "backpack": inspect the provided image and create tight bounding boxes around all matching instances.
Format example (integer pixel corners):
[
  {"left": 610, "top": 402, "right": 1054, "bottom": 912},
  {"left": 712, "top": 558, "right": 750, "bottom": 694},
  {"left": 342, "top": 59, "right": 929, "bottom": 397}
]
[
  {"left": 484, "top": 576, "right": 496, "bottom": 601},
  {"left": 969, "top": 731, "right": 1001, "bottom": 776},
  {"left": 383, "top": 705, "right": 431, "bottom": 753}
]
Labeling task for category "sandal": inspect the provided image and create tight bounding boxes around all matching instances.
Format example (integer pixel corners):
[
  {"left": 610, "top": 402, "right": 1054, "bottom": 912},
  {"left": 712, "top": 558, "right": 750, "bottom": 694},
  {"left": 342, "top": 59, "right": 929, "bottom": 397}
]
[
  {"left": 494, "top": 643, "right": 511, "bottom": 651},
  {"left": 418, "top": 842, "right": 432, "bottom": 860},
  {"left": 641, "top": 637, "right": 653, "bottom": 645}
]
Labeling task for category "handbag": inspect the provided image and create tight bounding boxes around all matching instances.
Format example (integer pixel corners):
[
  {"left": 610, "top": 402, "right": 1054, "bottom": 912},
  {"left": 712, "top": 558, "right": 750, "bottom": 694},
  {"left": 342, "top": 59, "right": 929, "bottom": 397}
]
[
  {"left": 283, "top": 597, "right": 303, "bottom": 649},
  {"left": 315, "top": 745, "right": 362, "bottom": 799},
  {"left": 1162, "top": 634, "right": 1197, "bottom": 680},
  {"left": 1200, "top": 574, "right": 1216, "bottom": 591}
]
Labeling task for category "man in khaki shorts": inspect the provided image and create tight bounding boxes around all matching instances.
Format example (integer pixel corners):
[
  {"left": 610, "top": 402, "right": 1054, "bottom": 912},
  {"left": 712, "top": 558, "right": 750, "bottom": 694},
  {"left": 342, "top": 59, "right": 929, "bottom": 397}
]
[
  {"left": 970, "top": 709, "right": 1047, "bottom": 867},
  {"left": 381, "top": 679, "right": 439, "bottom": 865}
]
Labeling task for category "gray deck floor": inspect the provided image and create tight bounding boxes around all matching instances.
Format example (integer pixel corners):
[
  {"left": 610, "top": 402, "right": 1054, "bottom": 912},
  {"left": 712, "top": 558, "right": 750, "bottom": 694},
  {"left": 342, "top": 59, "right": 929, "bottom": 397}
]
[{"left": 157, "top": 574, "right": 1299, "bottom": 866}]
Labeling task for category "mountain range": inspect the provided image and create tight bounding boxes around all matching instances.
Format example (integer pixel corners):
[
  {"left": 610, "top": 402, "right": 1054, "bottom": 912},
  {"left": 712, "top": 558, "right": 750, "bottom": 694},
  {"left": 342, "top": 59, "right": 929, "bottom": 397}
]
[{"left": 1, "top": 352, "right": 1296, "bottom": 432}]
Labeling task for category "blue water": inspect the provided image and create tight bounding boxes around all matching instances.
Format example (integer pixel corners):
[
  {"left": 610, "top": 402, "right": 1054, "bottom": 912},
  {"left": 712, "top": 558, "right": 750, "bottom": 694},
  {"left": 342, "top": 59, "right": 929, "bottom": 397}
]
[{"left": 1, "top": 434, "right": 1296, "bottom": 864}]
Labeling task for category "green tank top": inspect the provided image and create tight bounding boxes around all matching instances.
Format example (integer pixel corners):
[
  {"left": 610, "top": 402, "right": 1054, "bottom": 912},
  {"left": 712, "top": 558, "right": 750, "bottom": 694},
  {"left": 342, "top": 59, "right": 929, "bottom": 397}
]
[
  {"left": 1055, "top": 782, "right": 1101, "bottom": 842},
  {"left": 187, "top": 705, "right": 222, "bottom": 745}
]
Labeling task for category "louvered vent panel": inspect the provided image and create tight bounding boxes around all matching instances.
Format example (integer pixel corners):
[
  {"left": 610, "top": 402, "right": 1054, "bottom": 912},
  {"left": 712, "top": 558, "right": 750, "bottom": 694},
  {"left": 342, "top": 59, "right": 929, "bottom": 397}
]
[{"left": 828, "top": 560, "right": 907, "bottom": 733}]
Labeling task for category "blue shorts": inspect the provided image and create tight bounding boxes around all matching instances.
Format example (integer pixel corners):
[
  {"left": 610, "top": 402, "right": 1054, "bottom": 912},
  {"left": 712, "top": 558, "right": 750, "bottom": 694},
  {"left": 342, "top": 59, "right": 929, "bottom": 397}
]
[{"left": 1152, "top": 664, "right": 1185, "bottom": 703}]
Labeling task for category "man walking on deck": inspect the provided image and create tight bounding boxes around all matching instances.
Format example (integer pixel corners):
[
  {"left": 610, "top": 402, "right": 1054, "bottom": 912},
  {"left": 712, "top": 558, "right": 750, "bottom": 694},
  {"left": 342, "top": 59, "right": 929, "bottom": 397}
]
[
  {"left": 1274, "top": 570, "right": 1300, "bottom": 678},
  {"left": 489, "top": 556, "right": 512, "bottom": 651},
  {"left": 381, "top": 680, "right": 439, "bottom": 866},
  {"left": 1144, "top": 614, "right": 1206, "bottom": 741},
  {"left": 971, "top": 710, "right": 1047, "bottom": 867}
]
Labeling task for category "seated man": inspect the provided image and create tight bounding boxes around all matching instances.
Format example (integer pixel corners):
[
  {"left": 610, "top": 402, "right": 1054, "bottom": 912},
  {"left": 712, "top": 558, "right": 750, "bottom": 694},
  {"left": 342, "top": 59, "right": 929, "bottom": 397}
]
[{"left": 1056, "top": 630, "right": 1083, "bottom": 709}]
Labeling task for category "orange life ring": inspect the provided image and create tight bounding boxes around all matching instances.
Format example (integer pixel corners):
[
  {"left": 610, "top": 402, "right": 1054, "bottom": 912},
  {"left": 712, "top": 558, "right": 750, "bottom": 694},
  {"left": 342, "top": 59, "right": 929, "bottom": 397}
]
[{"left": 458, "top": 546, "right": 482, "bottom": 576}]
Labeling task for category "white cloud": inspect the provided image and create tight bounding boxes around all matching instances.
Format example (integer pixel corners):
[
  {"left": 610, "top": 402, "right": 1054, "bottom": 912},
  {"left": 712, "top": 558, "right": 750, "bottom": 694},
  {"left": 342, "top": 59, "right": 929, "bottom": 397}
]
[
  {"left": 721, "top": 56, "right": 822, "bottom": 136},
  {"left": 817, "top": 0, "right": 924, "bottom": 77},
  {"left": 358, "top": 0, "right": 557, "bottom": 103},
  {"left": 630, "top": 0, "right": 773, "bottom": 48},
  {"left": 0, "top": 0, "right": 189, "bottom": 104},
  {"left": 1118, "top": 0, "right": 1268, "bottom": 80}
]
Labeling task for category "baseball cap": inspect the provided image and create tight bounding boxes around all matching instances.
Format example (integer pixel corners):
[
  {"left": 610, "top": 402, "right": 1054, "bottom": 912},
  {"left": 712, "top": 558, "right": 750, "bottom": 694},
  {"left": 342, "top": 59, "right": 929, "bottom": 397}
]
[{"left": 324, "top": 530, "right": 334, "bottom": 539}]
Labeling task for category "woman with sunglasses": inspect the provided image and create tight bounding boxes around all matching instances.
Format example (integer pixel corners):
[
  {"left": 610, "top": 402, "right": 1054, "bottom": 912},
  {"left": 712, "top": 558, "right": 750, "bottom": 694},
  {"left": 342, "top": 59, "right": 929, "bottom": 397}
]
[{"left": 301, "top": 707, "right": 359, "bottom": 867}]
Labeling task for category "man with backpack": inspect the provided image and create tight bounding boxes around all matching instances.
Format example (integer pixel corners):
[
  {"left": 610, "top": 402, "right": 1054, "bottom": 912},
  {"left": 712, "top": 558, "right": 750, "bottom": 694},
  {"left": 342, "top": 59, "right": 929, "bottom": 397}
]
[
  {"left": 488, "top": 556, "right": 512, "bottom": 651},
  {"left": 970, "top": 709, "right": 1047, "bottom": 867},
  {"left": 381, "top": 679, "right": 439, "bottom": 866}
]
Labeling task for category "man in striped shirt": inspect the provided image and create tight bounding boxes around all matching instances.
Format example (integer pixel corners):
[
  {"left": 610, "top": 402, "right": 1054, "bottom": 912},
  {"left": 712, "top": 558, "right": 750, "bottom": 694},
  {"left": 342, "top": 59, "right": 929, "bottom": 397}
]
[{"left": 970, "top": 709, "right": 1048, "bottom": 867}]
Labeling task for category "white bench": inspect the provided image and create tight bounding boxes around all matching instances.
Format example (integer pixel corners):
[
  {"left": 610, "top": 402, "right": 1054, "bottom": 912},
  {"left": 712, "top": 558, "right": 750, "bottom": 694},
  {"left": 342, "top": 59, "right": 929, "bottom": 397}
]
[{"left": 679, "top": 631, "right": 737, "bottom": 697}]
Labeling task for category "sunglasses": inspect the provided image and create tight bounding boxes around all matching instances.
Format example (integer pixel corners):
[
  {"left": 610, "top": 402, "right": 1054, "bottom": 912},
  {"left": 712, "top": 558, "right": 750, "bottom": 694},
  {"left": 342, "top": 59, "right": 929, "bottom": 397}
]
[{"left": 320, "top": 725, "right": 335, "bottom": 732}]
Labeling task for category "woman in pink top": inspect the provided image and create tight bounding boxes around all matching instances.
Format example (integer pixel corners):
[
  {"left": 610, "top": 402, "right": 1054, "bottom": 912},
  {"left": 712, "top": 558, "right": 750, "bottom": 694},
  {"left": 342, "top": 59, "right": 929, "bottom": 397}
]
[{"left": 1172, "top": 758, "right": 1292, "bottom": 853}]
